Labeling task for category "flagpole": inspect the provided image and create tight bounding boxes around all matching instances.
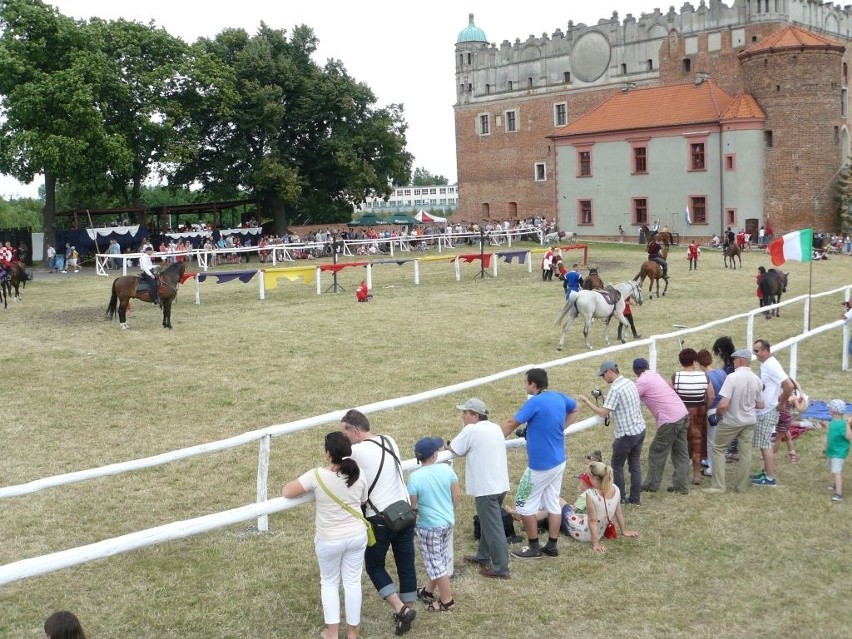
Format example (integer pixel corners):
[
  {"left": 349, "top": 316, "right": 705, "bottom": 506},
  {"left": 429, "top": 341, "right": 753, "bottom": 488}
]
[{"left": 807, "top": 225, "right": 813, "bottom": 330}]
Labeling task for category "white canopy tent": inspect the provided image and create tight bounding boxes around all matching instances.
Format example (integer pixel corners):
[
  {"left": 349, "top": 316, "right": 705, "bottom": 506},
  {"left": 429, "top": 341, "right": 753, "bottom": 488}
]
[{"left": 415, "top": 210, "right": 447, "bottom": 223}]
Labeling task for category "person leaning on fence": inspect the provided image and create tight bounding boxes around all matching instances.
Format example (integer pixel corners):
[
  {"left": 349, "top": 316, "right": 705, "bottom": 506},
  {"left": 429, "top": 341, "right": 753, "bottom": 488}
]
[
  {"left": 702, "top": 349, "right": 765, "bottom": 495},
  {"left": 283, "top": 431, "right": 369, "bottom": 639},
  {"left": 501, "top": 368, "right": 580, "bottom": 559},
  {"left": 407, "top": 436, "right": 460, "bottom": 612},
  {"left": 579, "top": 361, "right": 647, "bottom": 506},
  {"left": 340, "top": 409, "right": 418, "bottom": 636},
  {"left": 44, "top": 610, "right": 87, "bottom": 639},
  {"left": 447, "top": 398, "right": 511, "bottom": 580}
]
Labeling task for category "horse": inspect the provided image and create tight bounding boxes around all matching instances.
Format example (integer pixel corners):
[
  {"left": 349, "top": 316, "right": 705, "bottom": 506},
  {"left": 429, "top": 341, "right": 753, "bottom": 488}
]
[
  {"left": 723, "top": 244, "right": 742, "bottom": 269},
  {"left": 105, "top": 261, "right": 186, "bottom": 330},
  {"left": 657, "top": 230, "right": 673, "bottom": 247},
  {"left": 555, "top": 280, "right": 643, "bottom": 350},
  {"left": 634, "top": 260, "right": 669, "bottom": 298},
  {"left": 759, "top": 268, "right": 788, "bottom": 319},
  {"left": 0, "top": 274, "right": 7, "bottom": 309},
  {"left": 4, "top": 262, "right": 32, "bottom": 301},
  {"left": 581, "top": 267, "right": 604, "bottom": 290}
]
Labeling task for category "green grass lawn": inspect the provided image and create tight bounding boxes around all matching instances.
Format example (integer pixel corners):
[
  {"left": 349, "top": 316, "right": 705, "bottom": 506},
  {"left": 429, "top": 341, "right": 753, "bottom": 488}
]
[{"left": 1, "top": 242, "right": 851, "bottom": 638}]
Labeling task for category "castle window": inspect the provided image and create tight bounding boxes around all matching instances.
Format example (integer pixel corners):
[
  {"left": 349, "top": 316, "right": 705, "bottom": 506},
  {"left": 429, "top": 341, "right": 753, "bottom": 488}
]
[
  {"left": 509, "top": 202, "right": 518, "bottom": 217},
  {"left": 647, "top": 59, "right": 653, "bottom": 71},
  {"left": 508, "top": 80, "right": 513, "bottom": 91},
  {"left": 485, "top": 84, "right": 490, "bottom": 94},
  {"left": 835, "top": 126, "right": 840, "bottom": 144},
  {"left": 776, "top": 85, "right": 780, "bottom": 92},
  {"left": 478, "top": 114, "right": 490, "bottom": 136},
  {"left": 534, "top": 162, "right": 547, "bottom": 181},
  {"left": 726, "top": 208, "right": 737, "bottom": 226},
  {"left": 844, "top": 62, "right": 848, "bottom": 85},
  {"left": 843, "top": 88, "right": 848, "bottom": 117},
  {"left": 564, "top": 72, "right": 571, "bottom": 83},
  {"left": 690, "top": 142, "right": 706, "bottom": 170},
  {"left": 578, "top": 150, "right": 592, "bottom": 177},
  {"left": 621, "top": 63, "right": 627, "bottom": 74},
  {"left": 506, "top": 109, "right": 518, "bottom": 132},
  {"left": 690, "top": 196, "right": 707, "bottom": 224},
  {"left": 764, "top": 130, "right": 773, "bottom": 148},
  {"left": 632, "top": 198, "right": 648, "bottom": 225},
  {"left": 633, "top": 146, "right": 647, "bottom": 174},
  {"left": 467, "top": 83, "right": 472, "bottom": 93},
  {"left": 466, "top": 53, "right": 471, "bottom": 64},
  {"left": 459, "top": 54, "right": 463, "bottom": 66},
  {"left": 725, "top": 154, "right": 736, "bottom": 171},
  {"left": 578, "top": 200, "right": 593, "bottom": 225},
  {"left": 528, "top": 77, "right": 533, "bottom": 88},
  {"left": 481, "top": 203, "right": 490, "bottom": 218},
  {"left": 554, "top": 102, "right": 567, "bottom": 127},
  {"left": 682, "top": 58, "right": 691, "bottom": 73}
]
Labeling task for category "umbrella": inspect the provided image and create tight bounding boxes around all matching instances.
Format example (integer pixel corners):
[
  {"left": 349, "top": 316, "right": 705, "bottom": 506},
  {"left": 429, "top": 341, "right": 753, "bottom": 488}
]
[
  {"left": 384, "top": 213, "right": 420, "bottom": 225},
  {"left": 414, "top": 210, "right": 447, "bottom": 223}
]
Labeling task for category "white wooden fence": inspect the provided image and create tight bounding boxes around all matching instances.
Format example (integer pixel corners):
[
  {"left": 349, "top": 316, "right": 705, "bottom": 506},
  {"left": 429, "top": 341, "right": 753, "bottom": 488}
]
[{"left": 1, "top": 284, "right": 849, "bottom": 586}]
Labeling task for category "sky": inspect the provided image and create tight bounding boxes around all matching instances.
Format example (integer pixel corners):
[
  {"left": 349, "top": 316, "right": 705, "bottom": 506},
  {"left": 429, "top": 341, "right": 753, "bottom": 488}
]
[{"left": 0, "top": 0, "right": 657, "bottom": 198}]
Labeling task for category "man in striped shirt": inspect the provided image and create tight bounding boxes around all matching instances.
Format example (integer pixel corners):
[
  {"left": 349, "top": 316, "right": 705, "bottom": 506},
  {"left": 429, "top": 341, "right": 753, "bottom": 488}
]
[{"left": 579, "top": 361, "right": 647, "bottom": 505}]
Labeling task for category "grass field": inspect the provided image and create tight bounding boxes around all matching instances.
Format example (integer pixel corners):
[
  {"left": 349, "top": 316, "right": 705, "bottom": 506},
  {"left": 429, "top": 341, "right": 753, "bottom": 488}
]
[{"left": 1, "top": 241, "right": 851, "bottom": 638}]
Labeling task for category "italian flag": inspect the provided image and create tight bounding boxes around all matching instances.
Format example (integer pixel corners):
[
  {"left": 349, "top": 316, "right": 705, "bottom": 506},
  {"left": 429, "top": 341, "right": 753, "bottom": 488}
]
[{"left": 768, "top": 228, "right": 812, "bottom": 266}]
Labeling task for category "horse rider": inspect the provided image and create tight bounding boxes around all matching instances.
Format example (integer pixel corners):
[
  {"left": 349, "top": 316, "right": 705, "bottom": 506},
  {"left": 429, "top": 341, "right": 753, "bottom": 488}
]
[
  {"left": 140, "top": 245, "right": 160, "bottom": 306},
  {"left": 0, "top": 241, "right": 12, "bottom": 270},
  {"left": 724, "top": 226, "right": 735, "bottom": 247},
  {"left": 647, "top": 238, "right": 669, "bottom": 280}
]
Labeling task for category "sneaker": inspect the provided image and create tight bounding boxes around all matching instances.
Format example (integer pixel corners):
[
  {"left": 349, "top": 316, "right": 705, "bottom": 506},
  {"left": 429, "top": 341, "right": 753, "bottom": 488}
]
[
  {"left": 751, "top": 476, "right": 777, "bottom": 487},
  {"left": 832, "top": 494, "right": 844, "bottom": 502},
  {"left": 540, "top": 546, "right": 559, "bottom": 557},
  {"left": 750, "top": 469, "right": 766, "bottom": 481},
  {"left": 511, "top": 545, "right": 542, "bottom": 559}
]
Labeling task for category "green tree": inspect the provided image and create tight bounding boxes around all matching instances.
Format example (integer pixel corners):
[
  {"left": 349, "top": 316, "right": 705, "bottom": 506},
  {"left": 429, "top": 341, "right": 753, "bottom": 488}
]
[
  {"left": 0, "top": 196, "right": 43, "bottom": 230},
  {"left": 0, "top": 0, "right": 131, "bottom": 256},
  {"left": 411, "top": 166, "right": 448, "bottom": 186},
  {"left": 170, "top": 24, "right": 412, "bottom": 231},
  {"left": 833, "top": 156, "right": 852, "bottom": 235}
]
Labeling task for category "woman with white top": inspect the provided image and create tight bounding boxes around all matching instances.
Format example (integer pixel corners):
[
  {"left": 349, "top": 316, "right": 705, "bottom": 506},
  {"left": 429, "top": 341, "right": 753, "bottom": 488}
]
[
  {"left": 561, "top": 462, "right": 639, "bottom": 553},
  {"left": 284, "top": 432, "right": 369, "bottom": 639}
]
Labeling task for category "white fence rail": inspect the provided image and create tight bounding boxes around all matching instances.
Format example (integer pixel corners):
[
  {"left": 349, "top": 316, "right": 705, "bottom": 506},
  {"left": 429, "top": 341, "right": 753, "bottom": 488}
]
[{"left": 1, "top": 284, "right": 849, "bottom": 586}]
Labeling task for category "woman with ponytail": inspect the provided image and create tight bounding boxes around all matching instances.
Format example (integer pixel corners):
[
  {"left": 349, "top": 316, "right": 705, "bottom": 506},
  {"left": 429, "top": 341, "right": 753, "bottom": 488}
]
[
  {"left": 284, "top": 432, "right": 369, "bottom": 639},
  {"left": 561, "top": 461, "right": 639, "bottom": 553}
]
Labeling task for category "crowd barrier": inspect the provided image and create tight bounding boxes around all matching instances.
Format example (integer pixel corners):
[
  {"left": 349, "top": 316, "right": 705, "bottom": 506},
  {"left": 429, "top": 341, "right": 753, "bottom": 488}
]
[{"left": 1, "top": 284, "right": 849, "bottom": 586}]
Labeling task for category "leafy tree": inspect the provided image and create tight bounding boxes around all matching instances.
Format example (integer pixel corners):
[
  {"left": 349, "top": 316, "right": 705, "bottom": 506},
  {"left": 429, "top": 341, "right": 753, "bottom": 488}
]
[
  {"left": 411, "top": 166, "right": 448, "bottom": 186},
  {"left": 0, "top": 196, "right": 43, "bottom": 230},
  {"left": 833, "top": 155, "right": 852, "bottom": 235},
  {"left": 169, "top": 24, "right": 412, "bottom": 231},
  {"left": 0, "top": 0, "right": 131, "bottom": 256}
]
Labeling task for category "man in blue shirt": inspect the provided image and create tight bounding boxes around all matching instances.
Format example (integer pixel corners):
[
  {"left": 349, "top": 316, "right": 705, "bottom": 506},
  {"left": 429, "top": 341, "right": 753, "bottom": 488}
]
[{"left": 502, "top": 368, "right": 580, "bottom": 558}]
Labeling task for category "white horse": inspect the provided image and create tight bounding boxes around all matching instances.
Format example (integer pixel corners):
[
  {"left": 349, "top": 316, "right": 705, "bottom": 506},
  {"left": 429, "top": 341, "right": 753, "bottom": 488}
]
[{"left": 555, "top": 280, "right": 643, "bottom": 350}]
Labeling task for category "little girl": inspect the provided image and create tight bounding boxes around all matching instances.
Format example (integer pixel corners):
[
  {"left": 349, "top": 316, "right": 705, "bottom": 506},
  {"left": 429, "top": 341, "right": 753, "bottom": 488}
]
[{"left": 825, "top": 399, "right": 851, "bottom": 502}]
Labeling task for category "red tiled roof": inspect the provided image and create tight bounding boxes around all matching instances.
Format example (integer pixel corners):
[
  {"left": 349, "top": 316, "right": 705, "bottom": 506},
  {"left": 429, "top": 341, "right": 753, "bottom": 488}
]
[
  {"left": 739, "top": 25, "right": 845, "bottom": 60},
  {"left": 558, "top": 81, "right": 739, "bottom": 136},
  {"left": 720, "top": 94, "right": 765, "bottom": 121}
]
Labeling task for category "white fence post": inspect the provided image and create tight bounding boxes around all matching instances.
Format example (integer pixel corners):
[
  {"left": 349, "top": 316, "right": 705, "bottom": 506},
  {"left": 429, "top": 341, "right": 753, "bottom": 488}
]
[
  {"left": 454, "top": 257, "right": 460, "bottom": 281},
  {"left": 746, "top": 312, "right": 754, "bottom": 352},
  {"left": 316, "top": 267, "right": 321, "bottom": 295},
  {"left": 803, "top": 296, "right": 810, "bottom": 334},
  {"left": 527, "top": 251, "right": 532, "bottom": 274},
  {"left": 414, "top": 259, "right": 420, "bottom": 285},
  {"left": 194, "top": 275, "right": 201, "bottom": 305},
  {"left": 256, "top": 434, "right": 271, "bottom": 532},
  {"left": 259, "top": 271, "right": 265, "bottom": 300},
  {"left": 789, "top": 342, "right": 798, "bottom": 379},
  {"left": 367, "top": 263, "right": 373, "bottom": 290},
  {"left": 649, "top": 339, "right": 658, "bottom": 371}
]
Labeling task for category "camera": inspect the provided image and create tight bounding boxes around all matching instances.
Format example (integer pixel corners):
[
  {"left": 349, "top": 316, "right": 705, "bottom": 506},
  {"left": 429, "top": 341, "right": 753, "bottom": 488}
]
[
  {"left": 590, "top": 389, "right": 603, "bottom": 399},
  {"left": 707, "top": 414, "right": 720, "bottom": 427},
  {"left": 515, "top": 426, "right": 527, "bottom": 439}
]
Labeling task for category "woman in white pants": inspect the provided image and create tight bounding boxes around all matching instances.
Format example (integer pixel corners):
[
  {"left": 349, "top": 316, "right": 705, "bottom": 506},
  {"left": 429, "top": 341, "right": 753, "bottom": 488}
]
[{"left": 284, "top": 432, "right": 369, "bottom": 639}]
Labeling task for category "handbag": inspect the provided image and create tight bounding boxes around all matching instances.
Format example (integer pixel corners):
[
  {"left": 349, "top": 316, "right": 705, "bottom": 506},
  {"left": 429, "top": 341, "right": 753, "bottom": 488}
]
[
  {"left": 313, "top": 468, "right": 376, "bottom": 546},
  {"left": 366, "top": 436, "right": 417, "bottom": 532},
  {"left": 600, "top": 490, "right": 617, "bottom": 539}
]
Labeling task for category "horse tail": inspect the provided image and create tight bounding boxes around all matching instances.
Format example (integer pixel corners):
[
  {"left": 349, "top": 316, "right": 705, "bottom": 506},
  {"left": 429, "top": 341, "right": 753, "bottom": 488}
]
[
  {"left": 106, "top": 280, "right": 119, "bottom": 320},
  {"left": 555, "top": 295, "right": 576, "bottom": 326}
]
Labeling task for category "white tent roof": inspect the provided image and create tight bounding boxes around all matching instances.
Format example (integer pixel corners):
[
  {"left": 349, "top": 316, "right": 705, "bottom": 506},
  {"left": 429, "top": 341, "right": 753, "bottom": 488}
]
[{"left": 415, "top": 210, "right": 447, "bottom": 223}]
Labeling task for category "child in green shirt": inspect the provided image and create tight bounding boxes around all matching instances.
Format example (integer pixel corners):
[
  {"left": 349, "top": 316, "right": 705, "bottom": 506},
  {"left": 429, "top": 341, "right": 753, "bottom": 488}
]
[{"left": 825, "top": 399, "right": 851, "bottom": 502}]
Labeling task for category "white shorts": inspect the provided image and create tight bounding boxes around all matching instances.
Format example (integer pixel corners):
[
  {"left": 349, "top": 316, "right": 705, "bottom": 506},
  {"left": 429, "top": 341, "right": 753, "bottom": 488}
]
[
  {"left": 513, "top": 462, "right": 566, "bottom": 516},
  {"left": 828, "top": 457, "right": 846, "bottom": 474}
]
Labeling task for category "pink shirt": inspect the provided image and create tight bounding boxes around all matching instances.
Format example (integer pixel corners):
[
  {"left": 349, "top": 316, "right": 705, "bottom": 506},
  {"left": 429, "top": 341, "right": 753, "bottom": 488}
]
[{"left": 634, "top": 370, "right": 689, "bottom": 426}]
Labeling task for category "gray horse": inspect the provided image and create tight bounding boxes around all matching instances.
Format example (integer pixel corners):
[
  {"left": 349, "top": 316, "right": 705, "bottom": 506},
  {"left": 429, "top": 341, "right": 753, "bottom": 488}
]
[{"left": 555, "top": 280, "right": 643, "bottom": 350}]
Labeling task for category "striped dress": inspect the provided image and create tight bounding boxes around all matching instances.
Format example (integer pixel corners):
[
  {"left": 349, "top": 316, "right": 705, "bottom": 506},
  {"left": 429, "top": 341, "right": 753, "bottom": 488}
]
[{"left": 673, "top": 370, "right": 710, "bottom": 459}]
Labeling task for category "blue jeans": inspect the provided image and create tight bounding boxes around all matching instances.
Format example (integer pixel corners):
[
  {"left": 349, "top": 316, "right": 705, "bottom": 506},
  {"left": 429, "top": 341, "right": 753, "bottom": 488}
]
[
  {"left": 365, "top": 516, "right": 417, "bottom": 603},
  {"left": 612, "top": 431, "right": 646, "bottom": 504}
]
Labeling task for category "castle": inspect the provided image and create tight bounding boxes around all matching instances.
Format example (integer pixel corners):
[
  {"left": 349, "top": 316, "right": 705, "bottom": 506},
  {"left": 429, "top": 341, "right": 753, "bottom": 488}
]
[{"left": 454, "top": 0, "right": 852, "bottom": 237}]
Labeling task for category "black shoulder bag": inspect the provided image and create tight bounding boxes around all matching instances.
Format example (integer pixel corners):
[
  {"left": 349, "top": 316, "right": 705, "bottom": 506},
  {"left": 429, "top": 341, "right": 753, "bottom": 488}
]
[{"left": 366, "top": 436, "right": 416, "bottom": 532}]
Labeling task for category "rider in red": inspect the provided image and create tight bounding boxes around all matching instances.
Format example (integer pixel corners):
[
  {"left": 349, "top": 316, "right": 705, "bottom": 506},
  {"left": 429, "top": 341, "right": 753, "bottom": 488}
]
[
  {"left": 355, "top": 280, "right": 372, "bottom": 302},
  {"left": 0, "top": 242, "right": 13, "bottom": 268}
]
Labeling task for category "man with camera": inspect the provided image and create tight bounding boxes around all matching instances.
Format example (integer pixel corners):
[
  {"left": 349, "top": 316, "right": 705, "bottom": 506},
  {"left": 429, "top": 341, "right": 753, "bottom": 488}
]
[
  {"left": 579, "top": 361, "right": 647, "bottom": 505},
  {"left": 340, "top": 409, "right": 418, "bottom": 636},
  {"left": 631, "top": 358, "right": 690, "bottom": 494},
  {"left": 501, "top": 368, "right": 579, "bottom": 559}
]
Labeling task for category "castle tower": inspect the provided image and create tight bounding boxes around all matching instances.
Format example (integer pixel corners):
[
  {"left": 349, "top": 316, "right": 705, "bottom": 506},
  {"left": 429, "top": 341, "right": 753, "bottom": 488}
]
[
  {"left": 739, "top": 26, "right": 846, "bottom": 232},
  {"left": 455, "top": 14, "right": 489, "bottom": 106}
]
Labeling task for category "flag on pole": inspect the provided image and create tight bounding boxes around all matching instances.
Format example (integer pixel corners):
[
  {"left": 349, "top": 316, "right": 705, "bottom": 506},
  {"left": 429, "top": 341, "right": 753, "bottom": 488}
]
[
  {"left": 684, "top": 206, "right": 691, "bottom": 226},
  {"left": 767, "top": 228, "right": 813, "bottom": 266}
]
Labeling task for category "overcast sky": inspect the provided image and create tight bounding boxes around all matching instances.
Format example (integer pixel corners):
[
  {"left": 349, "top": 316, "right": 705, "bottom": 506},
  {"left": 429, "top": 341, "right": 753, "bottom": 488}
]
[{"left": 1, "top": 0, "right": 660, "bottom": 198}]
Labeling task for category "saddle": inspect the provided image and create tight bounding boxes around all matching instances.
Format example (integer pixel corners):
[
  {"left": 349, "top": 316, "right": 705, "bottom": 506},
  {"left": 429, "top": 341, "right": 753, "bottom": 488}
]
[
  {"left": 595, "top": 286, "right": 621, "bottom": 306},
  {"left": 135, "top": 275, "right": 162, "bottom": 294}
]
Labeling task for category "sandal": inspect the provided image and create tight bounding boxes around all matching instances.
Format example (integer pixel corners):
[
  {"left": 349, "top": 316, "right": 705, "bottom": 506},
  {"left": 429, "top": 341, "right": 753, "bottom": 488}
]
[
  {"left": 416, "top": 587, "right": 435, "bottom": 604},
  {"left": 788, "top": 451, "right": 798, "bottom": 464},
  {"left": 393, "top": 605, "right": 416, "bottom": 636},
  {"left": 426, "top": 599, "right": 456, "bottom": 612}
]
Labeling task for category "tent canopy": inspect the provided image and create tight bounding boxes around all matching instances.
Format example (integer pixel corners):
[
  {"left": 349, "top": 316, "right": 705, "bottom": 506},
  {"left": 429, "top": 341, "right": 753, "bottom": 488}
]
[
  {"left": 348, "top": 212, "right": 387, "bottom": 226},
  {"left": 415, "top": 210, "right": 446, "bottom": 223},
  {"left": 384, "top": 213, "right": 420, "bottom": 225}
]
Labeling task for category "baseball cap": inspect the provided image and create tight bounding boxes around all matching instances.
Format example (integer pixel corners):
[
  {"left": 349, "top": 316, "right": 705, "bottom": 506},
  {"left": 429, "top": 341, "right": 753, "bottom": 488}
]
[
  {"left": 731, "top": 348, "right": 752, "bottom": 360},
  {"left": 632, "top": 357, "right": 649, "bottom": 370},
  {"left": 456, "top": 397, "right": 488, "bottom": 416},
  {"left": 144, "top": 245, "right": 154, "bottom": 251},
  {"left": 827, "top": 399, "right": 847, "bottom": 414},
  {"left": 414, "top": 436, "right": 444, "bottom": 460},
  {"left": 597, "top": 360, "right": 618, "bottom": 376}
]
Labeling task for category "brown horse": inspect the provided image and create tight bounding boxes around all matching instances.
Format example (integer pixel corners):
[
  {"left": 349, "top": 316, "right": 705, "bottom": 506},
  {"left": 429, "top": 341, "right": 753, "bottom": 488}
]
[
  {"left": 106, "top": 261, "right": 186, "bottom": 329},
  {"left": 4, "top": 262, "right": 31, "bottom": 301},
  {"left": 634, "top": 260, "right": 669, "bottom": 298},
  {"left": 641, "top": 225, "right": 673, "bottom": 247},
  {"left": 581, "top": 267, "right": 604, "bottom": 290},
  {"left": 0, "top": 274, "right": 7, "bottom": 309},
  {"left": 759, "top": 268, "right": 789, "bottom": 319},
  {"left": 723, "top": 244, "right": 742, "bottom": 269}
]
